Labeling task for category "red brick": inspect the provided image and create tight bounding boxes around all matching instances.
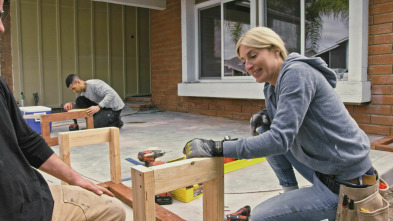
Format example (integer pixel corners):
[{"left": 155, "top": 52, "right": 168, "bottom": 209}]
[
  {"left": 242, "top": 105, "right": 262, "bottom": 114},
  {"left": 372, "top": 75, "right": 393, "bottom": 84},
  {"left": 216, "top": 99, "right": 233, "bottom": 105},
  {"left": 371, "top": 115, "right": 393, "bottom": 125},
  {"left": 372, "top": 85, "right": 392, "bottom": 94},
  {"left": 372, "top": 95, "right": 393, "bottom": 105},
  {"left": 352, "top": 114, "right": 371, "bottom": 124},
  {"left": 374, "top": 0, "right": 393, "bottom": 4},
  {"left": 374, "top": 33, "right": 393, "bottom": 44},
  {"left": 209, "top": 104, "right": 225, "bottom": 111},
  {"left": 232, "top": 100, "right": 252, "bottom": 106},
  {"left": 345, "top": 105, "right": 354, "bottom": 113},
  {"left": 374, "top": 12, "right": 393, "bottom": 24},
  {"left": 369, "top": 23, "right": 393, "bottom": 34},
  {"left": 370, "top": 2, "right": 393, "bottom": 15},
  {"left": 360, "top": 124, "right": 390, "bottom": 136},
  {"left": 373, "top": 54, "right": 393, "bottom": 64},
  {"left": 369, "top": 44, "right": 392, "bottom": 54},
  {"left": 354, "top": 105, "right": 391, "bottom": 115},
  {"left": 225, "top": 105, "right": 241, "bottom": 112},
  {"left": 369, "top": 15, "right": 374, "bottom": 25},
  {"left": 368, "top": 65, "right": 393, "bottom": 74}
]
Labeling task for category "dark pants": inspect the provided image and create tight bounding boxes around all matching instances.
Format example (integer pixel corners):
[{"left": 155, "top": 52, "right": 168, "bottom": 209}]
[{"left": 74, "top": 96, "right": 123, "bottom": 128}]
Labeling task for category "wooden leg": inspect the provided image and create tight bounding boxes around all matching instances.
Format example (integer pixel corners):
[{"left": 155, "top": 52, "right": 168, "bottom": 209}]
[
  {"left": 203, "top": 157, "right": 224, "bottom": 221},
  {"left": 109, "top": 128, "right": 122, "bottom": 184},
  {"left": 131, "top": 166, "right": 156, "bottom": 221}
]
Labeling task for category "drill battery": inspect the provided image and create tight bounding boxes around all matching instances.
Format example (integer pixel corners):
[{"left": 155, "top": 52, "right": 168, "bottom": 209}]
[{"left": 155, "top": 192, "right": 173, "bottom": 205}]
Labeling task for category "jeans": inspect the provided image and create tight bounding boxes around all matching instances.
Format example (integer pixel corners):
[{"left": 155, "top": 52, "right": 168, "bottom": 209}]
[
  {"left": 252, "top": 151, "right": 338, "bottom": 220},
  {"left": 74, "top": 96, "right": 123, "bottom": 128}
]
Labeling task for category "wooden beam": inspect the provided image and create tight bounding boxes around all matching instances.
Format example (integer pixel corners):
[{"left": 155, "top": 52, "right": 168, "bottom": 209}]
[
  {"left": 203, "top": 157, "right": 224, "bottom": 220},
  {"left": 371, "top": 135, "right": 393, "bottom": 152},
  {"left": 92, "top": 0, "right": 166, "bottom": 10},
  {"left": 132, "top": 166, "right": 156, "bottom": 221},
  {"left": 152, "top": 158, "right": 220, "bottom": 194},
  {"left": 99, "top": 182, "right": 185, "bottom": 221}
]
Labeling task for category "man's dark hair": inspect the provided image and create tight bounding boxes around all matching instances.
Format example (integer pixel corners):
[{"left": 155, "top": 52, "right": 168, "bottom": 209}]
[{"left": 65, "top": 74, "right": 79, "bottom": 88}]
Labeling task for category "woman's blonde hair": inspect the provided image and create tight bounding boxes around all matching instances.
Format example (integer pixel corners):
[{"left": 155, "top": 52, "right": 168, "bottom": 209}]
[{"left": 236, "top": 27, "right": 287, "bottom": 60}]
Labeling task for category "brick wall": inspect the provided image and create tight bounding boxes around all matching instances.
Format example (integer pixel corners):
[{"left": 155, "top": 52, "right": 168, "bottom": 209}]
[
  {"left": 350, "top": 0, "right": 393, "bottom": 135},
  {"left": 151, "top": 0, "right": 393, "bottom": 135}
]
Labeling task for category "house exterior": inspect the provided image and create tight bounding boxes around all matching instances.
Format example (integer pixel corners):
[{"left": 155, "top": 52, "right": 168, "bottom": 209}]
[
  {"left": 1, "top": 0, "right": 392, "bottom": 136},
  {"left": 151, "top": 0, "right": 393, "bottom": 136}
]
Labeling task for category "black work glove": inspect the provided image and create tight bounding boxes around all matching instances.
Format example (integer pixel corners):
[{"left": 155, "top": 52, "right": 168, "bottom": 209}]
[
  {"left": 183, "top": 138, "right": 224, "bottom": 159},
  {"left": 250, "top": 109, "right": 271, "bottom": 136}
]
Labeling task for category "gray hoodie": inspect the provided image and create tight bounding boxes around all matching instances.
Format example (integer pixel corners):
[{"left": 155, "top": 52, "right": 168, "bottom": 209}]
[{"left": 224, "top": 53, "right": 371, "bottom": 180}]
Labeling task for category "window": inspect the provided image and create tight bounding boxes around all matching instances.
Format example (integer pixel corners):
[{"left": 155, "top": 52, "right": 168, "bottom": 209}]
[
  {"left": 179, "top": 0, "right": 370, "bottom": 103},
  {"left": 199, "top": 1, "right": 251, "bottom": 79}
]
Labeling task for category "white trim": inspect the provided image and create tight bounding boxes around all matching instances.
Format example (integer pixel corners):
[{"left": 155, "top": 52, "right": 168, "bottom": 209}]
[
  {"left": 178, "top": 82, "right": 265, "bottom": 99},
  {"left": 178, "top": 81, "right": 371, "bottom": 103},
  {"left": 180, "top": 0, "right": 371, "bottom": 104},
  {"left": 92, "top": 0, "right": 166, "bottom": 10}
]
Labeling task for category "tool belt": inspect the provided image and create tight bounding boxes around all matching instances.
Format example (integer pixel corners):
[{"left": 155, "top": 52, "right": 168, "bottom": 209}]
[
  {"left": 320, "top": 169, "right": 391, "bottom": 221},
  {"left": 316, "top": 172, "right": 377, "bottom": 195}
]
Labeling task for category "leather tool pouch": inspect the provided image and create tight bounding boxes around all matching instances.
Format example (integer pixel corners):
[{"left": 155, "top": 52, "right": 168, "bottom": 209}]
[{"left": 335, "top": 177, "right": 389, "bottom": 221}]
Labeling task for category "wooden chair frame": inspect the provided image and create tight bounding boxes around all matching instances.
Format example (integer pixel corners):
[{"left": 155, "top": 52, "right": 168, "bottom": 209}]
[
  {"left": 131, "top": 157, "right": 224, "bottom": 221},
  {"left": 58, "top": 127, "right": 121, "bottom": 185},
  {"left": 41, "top": 110, "right": 94, "bottom": 146},
  {"left": 58, "top": 127, "right": 185, "bottom": 220}
]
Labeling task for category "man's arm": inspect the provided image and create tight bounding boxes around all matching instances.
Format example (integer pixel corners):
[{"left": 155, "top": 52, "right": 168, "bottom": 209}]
[{"left": 39, "top": 153, "right": 114, "bottom": 197}]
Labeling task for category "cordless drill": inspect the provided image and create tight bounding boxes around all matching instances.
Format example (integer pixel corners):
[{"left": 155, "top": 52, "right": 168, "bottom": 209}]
[
  {"left": 137, "top": 149, "right": 172, "bottom": 205},
  {"left": 137, "top": 150, "right": 165, "bottom": 167},
  {"left": 226, "top": 205, "right": 251, "bottom": 221}
]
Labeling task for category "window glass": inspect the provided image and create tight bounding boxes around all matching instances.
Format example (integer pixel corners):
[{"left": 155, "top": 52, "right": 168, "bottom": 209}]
[
  {"left": 266, "top": 0, "right": 301, "bottom": 54},
  {"left": 305, "top": 0, "right": 349, "bottom": 80},
  {"left": 223, "top": 1, "right": 250, "bottom": 77},
  {"left": 199, "top": 5, "right": 221, "bottom": 78}
]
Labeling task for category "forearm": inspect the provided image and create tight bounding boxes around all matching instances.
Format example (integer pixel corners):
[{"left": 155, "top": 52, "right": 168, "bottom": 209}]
[{"left": 38, "top": 153, "right": 81, "bottom": 185}]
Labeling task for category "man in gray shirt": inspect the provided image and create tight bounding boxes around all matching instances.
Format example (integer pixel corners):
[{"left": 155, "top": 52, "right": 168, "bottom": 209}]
[{"left": 64, "top": 74, "right": 125, "bottom": 130}]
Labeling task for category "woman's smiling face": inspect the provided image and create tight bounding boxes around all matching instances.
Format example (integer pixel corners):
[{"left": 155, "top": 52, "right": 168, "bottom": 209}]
[{"left": 238, "top": 45, "right": 283, "bottom": 85}]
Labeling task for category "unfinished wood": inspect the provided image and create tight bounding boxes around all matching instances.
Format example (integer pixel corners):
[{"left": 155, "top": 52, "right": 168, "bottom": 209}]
[
  {"left": 132, "top": 166, "right": 156, "bottom": 221},
  {"left": 58, "top": 127, "right": 121, "bottom": 184},
  {"left": 131, "top": 158, "right": 225, "bottom": 221},
  {"left": 152, "top": 158, "right": 219, "bottom": 194},
  {"left": 371, "top": 135, "right": 393, "bottom": 152},
  {"left": 99, "top": 182, "right": 185, "bottom": 221},
  {"left": 23, "top": 114, "right": 43, "bottom": 119},
  {"left": 40, "top": 110, "right": 94, "bottom": 146},
  {"left": 203, "top": 157, "right": 224, "bottom": 220},
  {"left": 110, "top": 129, "right": 122, "bottom": 184}
]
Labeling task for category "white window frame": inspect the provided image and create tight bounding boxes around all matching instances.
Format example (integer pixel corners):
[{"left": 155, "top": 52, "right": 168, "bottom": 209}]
[{"left": 178, "top": 0, "right": 370, "bottom": 103}]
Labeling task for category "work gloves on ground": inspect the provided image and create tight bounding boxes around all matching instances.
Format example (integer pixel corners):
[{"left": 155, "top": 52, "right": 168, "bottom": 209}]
[
  {"left": 183, "top": 138, "right": 224, "bottom": 159},
  {"left": 250, "top": 109, "right": 271, "bottom": 136}
]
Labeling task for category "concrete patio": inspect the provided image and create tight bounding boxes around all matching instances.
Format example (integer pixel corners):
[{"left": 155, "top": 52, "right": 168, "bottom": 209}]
[{"left": 40, "top": 106, "right": 393, "bottom": 221}]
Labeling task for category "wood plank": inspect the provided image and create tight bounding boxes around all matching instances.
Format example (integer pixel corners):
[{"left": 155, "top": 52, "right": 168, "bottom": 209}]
[
  {"left": 203, "top": 157, "right": 224, "bottom": 220},
  {"left": 152, "top": 158, "right": 219, "bottom": 194},
  {"left": 40, "top": 111, "right": 94, "bottom": 146},
  {"left": 132, "top": 166, "right": 156, "bottom": 221},
  {"left": 59, "top": 128, "right": 112, "bottom": 147},
  {"left": 99, "top": 182, "right": 185, "bottom": 221},
  {"left": 110, "top": 128, "right": 121, "bottom": 184},
  {"left": 373, "top": 144, "right": 393, "bottom": 152},
  {"left": 371, "top": 135, "right": 393, "bottom": 149}
]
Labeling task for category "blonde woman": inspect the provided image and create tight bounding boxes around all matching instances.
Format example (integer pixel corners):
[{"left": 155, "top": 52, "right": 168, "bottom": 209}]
[{"left": 183, "top": 27, "right": 374, "bottom": 220}]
